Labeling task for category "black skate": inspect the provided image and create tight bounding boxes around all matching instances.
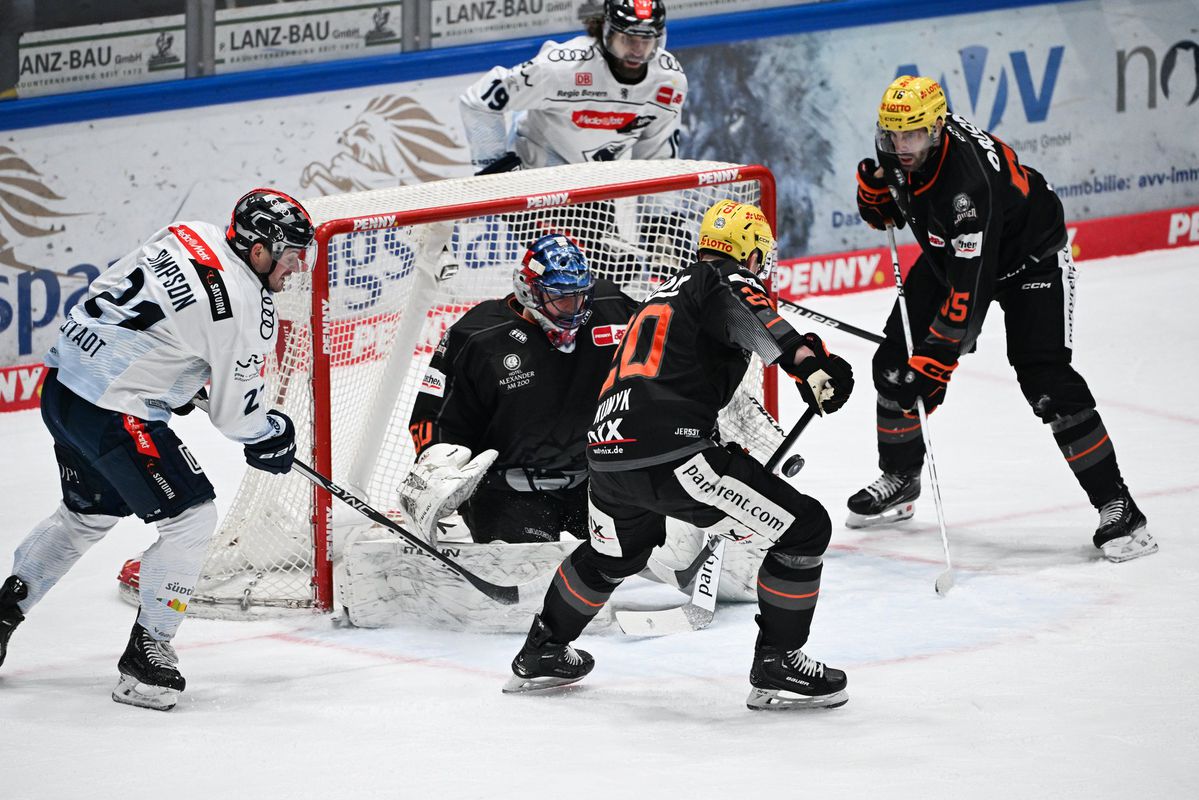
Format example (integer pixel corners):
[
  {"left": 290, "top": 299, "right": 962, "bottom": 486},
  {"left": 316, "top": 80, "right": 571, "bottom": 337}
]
[
  {"left": 845, "top": 470, "right": 920, "bottom": 529},
  {"left": 0, "top": 575, "right": 28, "bottom": 668},
  {"left": 1094, "top": 493, "right": 1156, "bottom": 563},
  {"left": 747, "top": 634, "right": 848, "bottom": 710},
  {"left": 502, "top": 614, "right": 594, "bottom": 694},
  {"left": 112, "top": 621, "right": 186, "bottom": 711}
]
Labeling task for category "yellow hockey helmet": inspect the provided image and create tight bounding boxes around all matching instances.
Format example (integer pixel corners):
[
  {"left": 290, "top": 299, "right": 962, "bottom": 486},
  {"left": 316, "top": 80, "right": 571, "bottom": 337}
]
[
  {"left": 877, "top": 75, "right": 947, "bottom": 133},
  {"left": 697, "top": 200, "right": 775, "bottom": 272}
]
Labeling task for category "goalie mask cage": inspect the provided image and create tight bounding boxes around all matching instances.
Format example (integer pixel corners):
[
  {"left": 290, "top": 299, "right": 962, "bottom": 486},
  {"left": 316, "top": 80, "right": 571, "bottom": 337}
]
[{"left": 192, "top": 160, "right": 780, "bottom": 616}]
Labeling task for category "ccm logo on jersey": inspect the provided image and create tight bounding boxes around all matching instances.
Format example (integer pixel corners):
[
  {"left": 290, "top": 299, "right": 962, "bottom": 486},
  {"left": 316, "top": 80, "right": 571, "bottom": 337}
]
[
  {"left": 952, "top": 232, "right": 982, "bottom": 258},
  {"left": 572, "top": 110, "right": 638, "bottom": 129},
  {"left": 591, "top": 324, "right": 627, "bottom": 347}
]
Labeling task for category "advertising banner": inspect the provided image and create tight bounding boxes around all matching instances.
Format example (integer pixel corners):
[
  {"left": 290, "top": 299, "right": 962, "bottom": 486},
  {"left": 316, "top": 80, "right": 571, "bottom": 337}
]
[
  {"left": 16, "top": 15, "right": 186, "bottom": 97},
  {"left": 214, "top": 0, "right": 403, "bottom": 73},
  {"left": 427, "top": 0, "right": 810, "bottom": 48}
]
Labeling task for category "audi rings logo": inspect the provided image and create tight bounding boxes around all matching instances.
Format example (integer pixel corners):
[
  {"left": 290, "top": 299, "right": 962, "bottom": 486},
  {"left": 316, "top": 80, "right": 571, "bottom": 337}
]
[
  {"left": 547, "top": 48, "right": 594, "bottom": 63},
  {"left": 503, "top": 353, "right": 521, "bottom": 371},
  {"left": 259, "top": 290, "right": 276, "bottom": 340}
]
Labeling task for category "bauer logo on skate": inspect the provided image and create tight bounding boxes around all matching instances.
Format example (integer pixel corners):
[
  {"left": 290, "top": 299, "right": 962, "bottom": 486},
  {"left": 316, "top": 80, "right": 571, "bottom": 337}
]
[{"left": 675, "top": 454, "right": 794, "bottom": 535}]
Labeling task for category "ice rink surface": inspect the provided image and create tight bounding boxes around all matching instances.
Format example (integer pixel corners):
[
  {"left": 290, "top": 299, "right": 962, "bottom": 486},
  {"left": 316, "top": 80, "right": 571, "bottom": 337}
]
[{"left": 2, "top": 247, "right": 1196, "bottom": 799}]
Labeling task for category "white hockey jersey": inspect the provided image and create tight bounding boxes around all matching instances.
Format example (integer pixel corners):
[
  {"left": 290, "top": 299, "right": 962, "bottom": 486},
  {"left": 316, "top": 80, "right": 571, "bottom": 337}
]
[
  {"left": 45, "top": 221, "right": 279, "bottom": 444},
  {"left": 459, "top": 34, "right": 686, "bottom": 169}
]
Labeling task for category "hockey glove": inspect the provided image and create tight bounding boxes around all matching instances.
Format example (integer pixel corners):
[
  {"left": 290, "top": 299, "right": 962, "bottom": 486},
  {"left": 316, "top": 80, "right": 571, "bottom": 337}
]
[
  {"left": 171, "top": 387, "right": 209, "bottom": 417},
  {"left": 893, "top": 351, "right": 957, "bottom": 413},
  {"left": 476, "top": 151, "right": 522, "bottom": 175},
  {"left": 398, "top": 443, "right": 498, "bottom": 544},
  {"left": 784, "top": 333, "right": 855, "bottom": 415},
  {"left": 243, "top": 410, "right": 296, "bottom": 474},
  {"left": 856, "top": 159, "right": 905, "bottom": 231}
]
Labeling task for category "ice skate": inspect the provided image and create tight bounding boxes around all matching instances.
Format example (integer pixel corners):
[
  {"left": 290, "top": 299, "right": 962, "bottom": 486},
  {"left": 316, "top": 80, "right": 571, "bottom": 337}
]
[
  {"left": 747, "top": 633, "right": 848, "bottom": 710},
  {"left": 1094, "top": 493, "right": 1156, "bottom": 563},
  {"left": 845, "top": 471, "right": 920, "bottom": 528},
  {"left": 112, "top": 621, "right": 186, "bottom": 711},
  {"left": 0, "top": 575, "right": 28, "bottom": 668},
  {"left": 502, "top": 614, "right": 594, "bottom": 694}
]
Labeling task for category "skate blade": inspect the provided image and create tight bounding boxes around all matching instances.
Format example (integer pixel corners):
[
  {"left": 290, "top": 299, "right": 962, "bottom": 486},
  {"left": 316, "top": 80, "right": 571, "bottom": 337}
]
[
  {"left": 845, "top": 502, "right": 915, "bottom": 530},
  {"left": 1101, "top": 529, "right": 1158, "bottom": 563},
  {"left": 501, "top": 673, "right": 586, "bottom": 694},
  {"left": 112, "top": 674, "right": 180, "bottom": 711},
  {"left": 746, "top": 687, "right": 848, "bottom": 711}
]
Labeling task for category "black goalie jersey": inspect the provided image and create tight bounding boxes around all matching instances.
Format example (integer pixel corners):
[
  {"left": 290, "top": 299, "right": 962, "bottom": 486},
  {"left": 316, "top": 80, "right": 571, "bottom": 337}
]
[
  {"left": 587, "top": 257, "right": 803, "bottom": 471},
  {"left": 409, "top": 279, "right": 637, "bottom": 474}
]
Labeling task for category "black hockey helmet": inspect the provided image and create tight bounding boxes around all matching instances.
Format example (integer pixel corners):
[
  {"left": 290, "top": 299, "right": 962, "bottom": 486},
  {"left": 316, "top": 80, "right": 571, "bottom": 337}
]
[
  {"left": 605, "top": 0, "right": 666, "bottom": 38},
  {"left": 226, "top": 188, "right": 315, "bottom": 281},
  {"left": 602, "top": 0, "right": 666, "bottom": 66}
]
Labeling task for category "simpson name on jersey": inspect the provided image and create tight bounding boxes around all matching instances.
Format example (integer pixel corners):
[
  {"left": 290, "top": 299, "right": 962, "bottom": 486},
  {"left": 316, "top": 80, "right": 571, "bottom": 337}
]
[{"left": 46, "top": 221, "right": 281, "bottom": 444}]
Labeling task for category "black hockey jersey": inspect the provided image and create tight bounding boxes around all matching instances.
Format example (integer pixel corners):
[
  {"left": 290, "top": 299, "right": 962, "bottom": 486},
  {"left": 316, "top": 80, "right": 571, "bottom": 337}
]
[
  {"left": 409, "top": 279, "right": 637, "bottom": 475},
  {"left": 587, "top": 257, "right": 803, "bottom": 471},
  {"left": 884, "top": 113, "right": 1067, "bottom": 358}
]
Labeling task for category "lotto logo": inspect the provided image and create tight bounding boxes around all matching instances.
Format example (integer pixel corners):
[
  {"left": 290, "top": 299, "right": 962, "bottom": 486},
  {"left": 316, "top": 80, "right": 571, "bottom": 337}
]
[{"left": 576, "top": 72, "right": 592, "bottom": 86}]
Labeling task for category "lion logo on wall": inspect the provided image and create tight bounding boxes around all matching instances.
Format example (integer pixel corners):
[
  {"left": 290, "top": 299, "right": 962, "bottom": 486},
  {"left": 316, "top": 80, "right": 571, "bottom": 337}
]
[
  {"left": 0, "top": 145, "right": 78, "bottom": 273},
  {"left": 300, "top": 95, "right": 469, "bottom": 195}
]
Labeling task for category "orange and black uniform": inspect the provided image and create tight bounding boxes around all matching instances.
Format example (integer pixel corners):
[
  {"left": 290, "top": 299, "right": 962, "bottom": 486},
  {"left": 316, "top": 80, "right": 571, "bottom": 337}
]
[
  {"left": 537, "top": 257, "right": 839, "bottom": 651},
  {"left": 872, "top": 112, "right": 1128, "bottom": 509}
]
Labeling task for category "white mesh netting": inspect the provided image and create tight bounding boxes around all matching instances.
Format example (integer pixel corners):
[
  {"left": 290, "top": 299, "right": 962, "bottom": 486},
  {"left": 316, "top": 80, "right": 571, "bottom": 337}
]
[{"left": 190, "top": 160, "right": 781, "bottom": 615}]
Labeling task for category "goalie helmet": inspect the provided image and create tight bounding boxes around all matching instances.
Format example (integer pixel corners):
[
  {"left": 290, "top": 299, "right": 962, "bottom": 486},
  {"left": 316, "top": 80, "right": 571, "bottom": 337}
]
[
  {"left": 226, "top": 188, "right": 316, "bottom": 287},
  {"left": 515, "top": 234, "right": 596, "bottom": 352},
  {"left": 697, "top": 200, "right": 776, "bottom": 276},
  {"left": 875, "top": 75, "right": 948, "bottom": 172},
  {"left": 602, "top": 0, "right": 666, "bottom": 67}
]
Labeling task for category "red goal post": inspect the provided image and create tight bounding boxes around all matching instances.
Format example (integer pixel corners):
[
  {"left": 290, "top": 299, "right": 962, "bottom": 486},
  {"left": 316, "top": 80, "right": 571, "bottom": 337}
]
[{"left": 190, "top": 160, "right": 780, "bottom": 616}]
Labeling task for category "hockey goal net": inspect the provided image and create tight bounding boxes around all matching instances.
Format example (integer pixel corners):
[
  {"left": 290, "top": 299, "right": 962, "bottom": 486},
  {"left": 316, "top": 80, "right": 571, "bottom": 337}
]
[{"left": 186, "top": 160, "right": 780, "bottom": 616}]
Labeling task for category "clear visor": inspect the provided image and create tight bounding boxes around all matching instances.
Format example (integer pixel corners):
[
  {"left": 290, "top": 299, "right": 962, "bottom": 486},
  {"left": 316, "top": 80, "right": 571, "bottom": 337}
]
[
  {"left": 271, "top": 240, "right": 317, "bottom": 273},
  {"left": 876, "top": 125, "right": 937, "bottom": 169},
  {"left": 603, "top": 25, "right": 663, "bottom": 65}
]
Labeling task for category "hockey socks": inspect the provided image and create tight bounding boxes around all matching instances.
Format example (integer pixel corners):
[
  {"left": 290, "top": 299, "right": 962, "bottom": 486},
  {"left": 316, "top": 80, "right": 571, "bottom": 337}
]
[
  {"left": 1051, "top": 409, "right": 1124, "bottom": 508},
  {"left": 538, "top": 546, "right": 620, "bottom": 644},
  {"left": 755, "top": 552, "right": 823, "bottom": 653}
]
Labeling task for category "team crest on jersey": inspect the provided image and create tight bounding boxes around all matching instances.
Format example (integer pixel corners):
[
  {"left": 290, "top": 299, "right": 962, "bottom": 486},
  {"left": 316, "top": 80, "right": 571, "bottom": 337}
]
[
  {"left": 509, "top": 328, "right": 528, "bottom": 344},
  {"left": 591, "top": 324, "right": 626, "bottom": 347},
  {"left": 953, "top": 193, "right": 977, "bottom": 224},
  {"left": 503, "top": 353, "right": 521, "bottom": 371}
]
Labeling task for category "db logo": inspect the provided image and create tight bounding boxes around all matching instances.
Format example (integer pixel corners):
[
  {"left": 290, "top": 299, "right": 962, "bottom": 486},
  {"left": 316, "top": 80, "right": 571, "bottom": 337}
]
[
  {"left": 591, "top": 324, "right": 627, "bottom": 347},
  {"left": 575, "top": 72, "right": 592, "bottom": 86}
]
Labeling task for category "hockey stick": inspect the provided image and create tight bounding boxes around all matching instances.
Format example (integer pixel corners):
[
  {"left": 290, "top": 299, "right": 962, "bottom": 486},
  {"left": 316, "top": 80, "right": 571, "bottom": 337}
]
[
  {"left": 192, "top": 398, "right": 520, "bottom": 605},
  {"left": 886, "top": 226, "right": 955, "bottom": 595},
  {"left": 614, "top": 409, "right": 817, "bottom": 635},
  {"left": 776, "top": 297, "right": 886, "bottom": 345}
]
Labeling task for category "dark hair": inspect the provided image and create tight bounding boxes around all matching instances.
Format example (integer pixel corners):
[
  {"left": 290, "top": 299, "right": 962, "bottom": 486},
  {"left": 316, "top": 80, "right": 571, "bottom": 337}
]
[{"left": 584, "top": 16, "right": 603, "bottom": 39}]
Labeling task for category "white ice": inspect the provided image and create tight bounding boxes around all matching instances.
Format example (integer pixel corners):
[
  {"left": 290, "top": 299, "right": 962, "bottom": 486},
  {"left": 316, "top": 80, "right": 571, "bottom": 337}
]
[{"left": 2, "top": 247, "right": 1197, "bottom": 799}]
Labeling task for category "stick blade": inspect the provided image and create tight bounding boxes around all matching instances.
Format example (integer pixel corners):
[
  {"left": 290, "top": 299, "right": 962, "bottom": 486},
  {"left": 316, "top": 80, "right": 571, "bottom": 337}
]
[
  {"left": 615, "top": 604, "right": 713, "bottom": 636},
  {"left": 934, "top": 568, "right": 955, "bottom": 596}
]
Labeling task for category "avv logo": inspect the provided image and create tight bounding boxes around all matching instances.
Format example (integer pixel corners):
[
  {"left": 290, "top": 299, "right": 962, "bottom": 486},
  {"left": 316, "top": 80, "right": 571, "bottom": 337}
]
[{"left": 896, "top": 45, "right": 1064, "bottom": 130}]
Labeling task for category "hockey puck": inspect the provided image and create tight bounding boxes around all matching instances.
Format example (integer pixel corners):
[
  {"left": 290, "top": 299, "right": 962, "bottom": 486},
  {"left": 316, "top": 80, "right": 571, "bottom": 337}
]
[{"left": 782, "top": 454, "right": 805, "bottom": 477}]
